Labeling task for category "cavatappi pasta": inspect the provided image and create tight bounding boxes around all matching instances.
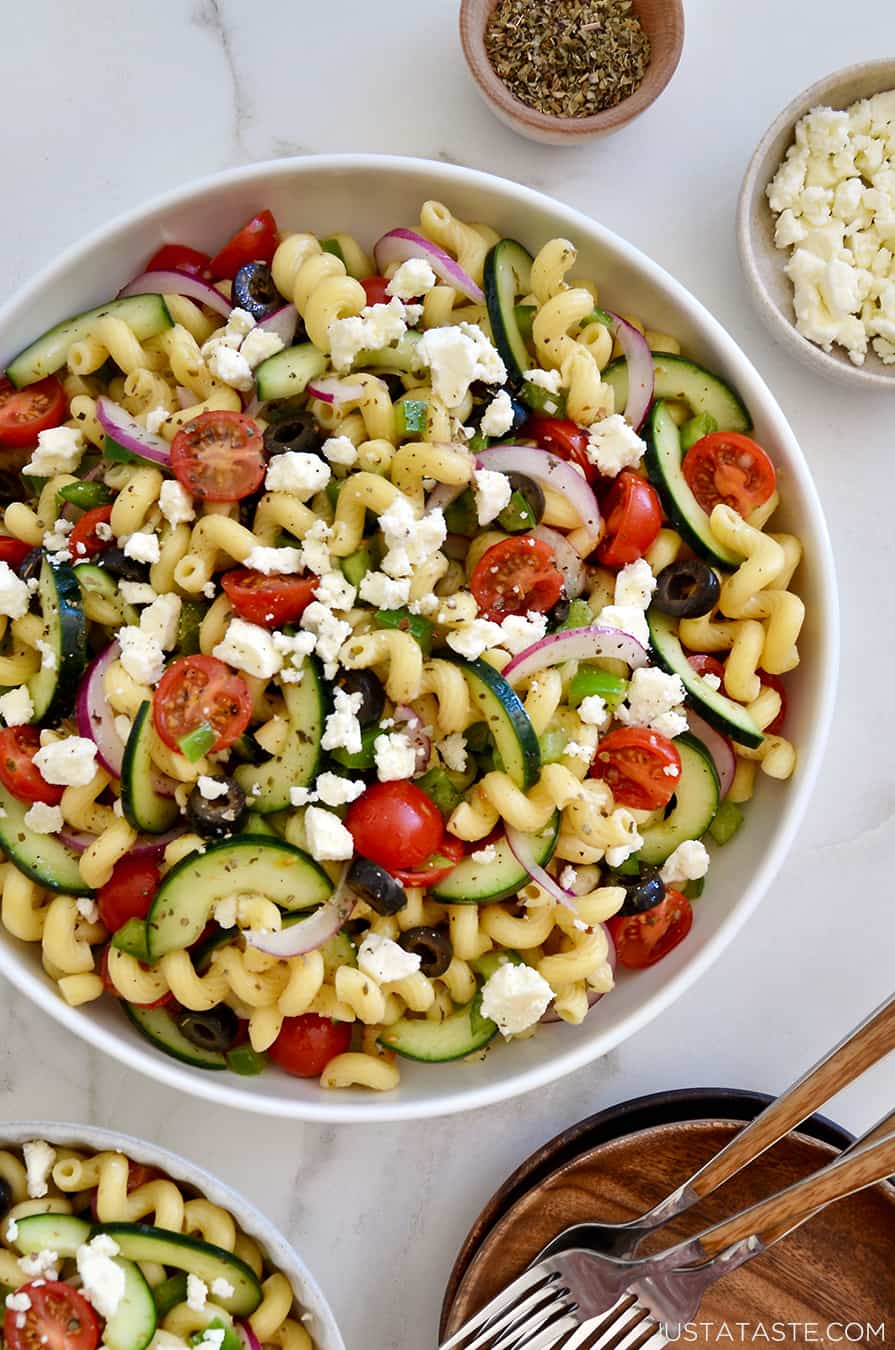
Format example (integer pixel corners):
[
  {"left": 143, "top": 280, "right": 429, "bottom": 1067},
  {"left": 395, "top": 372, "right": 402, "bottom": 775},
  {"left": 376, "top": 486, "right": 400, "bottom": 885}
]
[{"left": 0, "top": 201, "right": 805, "bottom": 1089}]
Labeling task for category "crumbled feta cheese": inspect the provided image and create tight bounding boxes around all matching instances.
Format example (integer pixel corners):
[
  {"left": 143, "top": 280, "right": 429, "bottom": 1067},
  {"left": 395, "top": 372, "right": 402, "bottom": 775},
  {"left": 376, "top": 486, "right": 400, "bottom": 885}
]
[
  {"left": 159, "top": 479, "right": 195, "bottom": 528},
  {"left": 586, "top": 414, "right": 646, "bottom": 477},
  {"left": 416, "top": 322, "right": 506, "bottom": 407},
  {"left": 702, "top": 672, "right": 722, "bottom": 691},
  {"left": 214, "top": 896, "right": 238, "bottom": 929},
  {"left": 408, "top": 594, "right": 439, "bottom": 616},
  {"left": 210, "top": 1277, "right": 235, "bottom": 1300},
  {"left": 271, "top": 629, "right": 316, "bottom": 682},
  {"left": 374, "top": 731, "right": 417, "bottom": 781},
  {"left": 240, "top": 328, "right": 284, "bottom": 369},
  {"left": 43, "top": 518, "right": 74, "bottom": 554},
  {"left": 439, "top": 732, "right": 467, "bottom": 772},
  {"left": 378, "top": 496, "right": 446, "bottom": 578},
  {"left": 77, "top": 1234, "right": 125, "bottom": 1319},
  {"left": 289, "top": 786, "right": 314, "bottom": 807},
  {"left": 24, "top": 802, "right": 64, "bottom": 834},
  {"left": 140, "top": 594, "right": 181, "bottom": 651},
  {"left": 559, "top": 865, "right": 578, "bottom": 891},
  {"left": 203, "top": 308, "right": 256, "bottom": 353},
  {"left": 23, "top": 1140, "right": 56, "bottom": 1197},
  {"left": 144, "top": 406, "right": 169, "bottom": 435},
  {"left": 5, "top": 1293, "right": 31, "bottom": 1314},
  {"left": 321, "top": 435, "right": 358, "bottom": 466},
  {"left": 616, "top": 667, "right": 688, "bottom": 738},
  {"left": 313, "top": 572, "right": 356, "bottom": 612},
  {"left": 577, "top": 694, "right": 609, "bottom": 727},
  {"left": 186, "top": 1274, "right": 208, "bottom": 1311},
  {"left": 243, "top": 545, "right": 304, "bottom": 576},
  {"left": 35, "top": 638, "right": 57, "bottom": 671},
  {"left": 298, "top": 519, "right": 334, "bottom": 577},
  {"left": 472, "top": 468, "right": 512, "bottom": 525},
  {"left": 5, "top": 1219, "right": 18, "bottom": 1242},
  {"left": 660, "top": 839, "right": 710, "bottom": 885},
  {"left": 195, "top": 1331, "right": 226, "bottom": 1350},
  {"left": 329, "top": 298, "right": 408, "bottom": 372},
  {"left": 446, "top": 617, "right": 504, "bottom": 660},
  {"left": 118, "top": 626, "right": 165, "bottom": 684},
  {"left": 523, "top": 367, "right": 563, "bottom": 393},
  {"left": 23, "top": 426, "right": 85, "bottom": 476},
  {"left": 479, "top": 388, "right": 515, "bottom": 438},
  {"left": 0, "top": 686, "right": 34, "bottom": 727},
  {"left": 358, "top": 571, "right": 412, "bottom": 609},
  {"left": 77, "top": 897, "right": 100, "bottom": 923},
  {"left": 300, "top": 602, "right": 352, "bottom": 679},
  {"left": 315, "top": 772, "right": 365, "bottom": 807},
  {"left": 358, "top": 932, "right": 421, "bottom": 983},
  {"left": 321, "top": 687, "right": 363, "bottom": 755},
  {"left": 304, "top": 805, "right": 354, "bottom": 861},
  {"left": 0, "top": 562, "right": 31, "bottom": 620},
  {"left": 33, "top": 736, "right": 97, "bottom": 787},
  {"left": 122, "top": 531, "right": 160, "bottom": 565},
  {"left": 564, "top": 739, "right": 594, "bottom": 764},
  {"left": 498, "top": 611, "right": 548, "bottom": 656},
  {"left": 197, "top": 776, "right": 229, "bottom": 800},
  {"left": 596, "top": 603, "right": 649, "bottom": 650},
  {"left": 604, "top": 811, "right": 643, "bottom": 868},
  {"left": 207, "top": 343, "right": 254, "bottom": 391},
  {"left": 615, "top": 558, "right": 657, "bottom": 610},
  {"left": 213, "top": 618, "right": 282, "bottom": 680},
  {"left": 118, "top": 581, "right": 157, "bottom": 605},
  {"left": 471, "top": 844, "right": 498, "bottom": 864},
  {"left": 18, "top": 1249, "right": 59, "bottom": 1280},
  {"left": 265, "top": 452, "right": 331, "bottom": 497},
  {"left": 386, "top": 258, "right": 437, "bottom": 300},
  {"left": 480, "top": 963, "right": 554, "bottom": 1036}
]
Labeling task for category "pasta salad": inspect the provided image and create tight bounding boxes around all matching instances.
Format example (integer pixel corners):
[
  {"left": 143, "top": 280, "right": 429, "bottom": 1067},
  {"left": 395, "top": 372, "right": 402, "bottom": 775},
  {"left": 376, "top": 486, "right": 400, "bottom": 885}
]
[
  {"left": 0, "top": 1136, "right": 314, "bottom": 1350},
  {"left": 0, "top": 201, "right": 805, "bottom": 1091}
]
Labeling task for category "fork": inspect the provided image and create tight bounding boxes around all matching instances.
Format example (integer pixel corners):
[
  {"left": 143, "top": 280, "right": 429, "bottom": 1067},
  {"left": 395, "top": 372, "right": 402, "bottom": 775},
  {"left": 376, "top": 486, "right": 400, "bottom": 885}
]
[
  {"left": 537, "top": 989, "right": 895, "bottom": 1262},
  {"left": 441, "top": 1110, "right": 895, "bottom": 1350}
]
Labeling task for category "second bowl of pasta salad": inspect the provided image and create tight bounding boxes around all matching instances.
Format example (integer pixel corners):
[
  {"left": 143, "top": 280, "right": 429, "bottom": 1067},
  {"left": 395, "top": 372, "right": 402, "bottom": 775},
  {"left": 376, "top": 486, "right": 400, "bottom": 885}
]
[{"left": 0, "top": 156, "right": 837, "bottom": 1120}]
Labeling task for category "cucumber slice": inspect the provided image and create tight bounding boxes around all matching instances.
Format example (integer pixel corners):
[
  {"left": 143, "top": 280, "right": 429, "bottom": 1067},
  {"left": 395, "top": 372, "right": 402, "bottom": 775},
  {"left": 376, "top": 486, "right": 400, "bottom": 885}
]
[
  {"left": 432, "top": 813, "right": 559, "bottom": 905},
  {"left": 104, "top": 1259, "right": 157, "bottom": 1350},
  {"left": 125, "top": 1003, "right": 229, "bottom": 1070},
  {"left": 149, "top": 1273, "right": 188, "bottom": 1320},
  {"left": 354, "top": 330, "right": 423, "bottom": 374},
  {"left": 644, "top": 401, "right": 741, "bottom": 570},
  {"left": 638, "top": 734, "right": 720, "bottom": 865},
  {"left": 234, "top": 656, "right": 326, "bottom": 811},
  {"left": 73, "top": 563, "right": 138, "bottom": 627},
  {"left": 92, "top": 1224, "right": 262, "bottom": 1316},
  {"left": 121, "top": 702, "right": 180, "bottom": 834},
  {"left": 647, "top": 608, "right": 763, "bottom": 749},
  {"left": 27, "top": 558, "right": 88, "bottom": 722},
  {"left": 483, "top": 239, "right": 535, "bottom": 385},
  {"left": 602, "top": 352, "right": 752, "bottom": 433},
  {"left": 147, "top": 836, "right": 332, "bottom": 958},
  {"left": 453, "top": 657, "right": 540, "bottom": 791},
  {"left": 378, "top": 993, "right": 497, "bottom": 1062},
  {"left": 7, "top": 295, "right": 173, "bottom": 388},
  {"left": 254, "top": 342, "right": 327, "bottom": 402},
  {"left": 0, "top": 780, "right": 93, "bottom": 894},
  {"left": 13, "top": 1213, "right": 91, "bottom": 1256}
]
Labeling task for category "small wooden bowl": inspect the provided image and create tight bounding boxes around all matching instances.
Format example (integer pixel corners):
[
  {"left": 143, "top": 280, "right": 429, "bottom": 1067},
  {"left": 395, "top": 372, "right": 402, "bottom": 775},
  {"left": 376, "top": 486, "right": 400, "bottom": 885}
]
[{"left": 459, "top": 0, "right": 685, "bottom": 145}]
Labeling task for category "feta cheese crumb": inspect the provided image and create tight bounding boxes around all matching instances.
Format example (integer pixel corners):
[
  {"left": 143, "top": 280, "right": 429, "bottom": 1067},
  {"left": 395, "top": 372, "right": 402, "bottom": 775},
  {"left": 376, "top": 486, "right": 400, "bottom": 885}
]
[
  {"left": 596, "top": 603, "right": 650, "bottom": 650},
  {"left": 386, "top": 258, "right": 437, "bottom": 300},
  {"left": 439, "top": 732, "right": 467, "bottom": 772},
  {"left": 479, "top": 388, "right": 516, "bottom": 438},
  {"left": 315, "top": 772, "right": 365, "bottom": 807},
  {"left": 122, "top": 531, "right": 160, "bottom": 565},
  {"left": 703, "top": 672, "right": 722, "bottom": 691},
  {"left": 23, "top": 426, "right": 85, "bottom": 476},
  {"left": 211, "top": 1277, "right": 236, "bottom": 1300},
  {"left": 265, "top": 451, "right": 331, "bottom": 498},
  {"left": 614, "top": 558, "right": 657, "bottom": 610},
  {"left": 358, "top": 571, "right": 412, "bottom": 609},
  {"left": 35, "top": 638, "right": 57, "bottom": 672},
  {"left": 240, "top": 328, "right": 284, "bottom": 369},
  {"left": 118, "top": 627, "right": 165, "bottom": 685},
  {"left": 77, "top": 1234, "right": 125, "bottom": 1319},
  {"left": 5, "top": 1293, "right": 31, "bottom": 1315},
  {"left": 378, "top": 496, "right": 446, "bottom": 578},
  {"left": 321, "top": 687, "right": 363, "bottom": 755},
  {"left": 5, "top": 1219, "right": 18, "bottom": 1243},
  {"left": 213, "top": 618, "right": 282, "bottom": 679},
  {"left": 358, "top": 932, "right": 421, "bottom": 983},
  {"left": 586, "top": 414, "right": 646, "bottom": 477},
  {"left": 159, "top": 479, "right": 195, "bottom": 528},
  {"left": 471, "top": 844, "right": 498, "bottom": 864},
  {"left": 23, "top": 1140, "right": 56, "bottom": 1197},
  {"left": 207, "top": 343, "right": 254, "bottom": 392},
  {"left": 140, "top": 594, "right": 181, "bottom": 651},
  {"left": 23, "top": 802, "right": 64, "bottom": 834},
  {"left": 144, "top": 406, "right": 169, "bottom": 435},
  {"left": 186, "top": 1274, "right": 208, "bottom": 1311},
  {"left": 472, "top": 467, "right": 512, "bottom": 525},
  {"left": 480, "top": 963, "right": 554, "bottom": 1037},
  {"left": 564, "top": 739, "right": 594, "bottom": 764},
  {"left": 214, "top": 897, "right": 238, "bottom": 929},
  {"left": 304, "top": 805, "right": 354, "bottom": 861},
  {"left": 446, "top": 618, "right": 503, "bottom": 661},
  {"left": 0, "top": 686, "right": 34, "bottom": 727},
  {"left": 119, "top": 581, "right": 157, "bottom": 605},
  {"left": 498, "top": 611, "right": 548, "bottom": 656},
  {"left": 577, "top": 694, "right": 609, "bottom": 727},
  {"left": 18, "top": 1249, "right": 59, "bottom": 1280},
  {"left": 374, "top": 731, "right": 417, "bottom": 782},
  {"left": 77, "top": 896, "right": 100, "bottom": 923},
  {"left": 416, "top": 322, "right": 506, "bottom": 408},
  {"left": 0, "top": 563, "right": 31, "bottom": 621},
  {"left": 243, "top": 545, "right": 304, "bottom": 576},
  {"left": 616, "top": 667, "right": 688, "bottom": 738},
  {"left": 559, "top": 865, "right": 579, "bottom": 891},
  {"left": 321, "top": 435, "right": 358, "bottom": 467},
  {"left": 197, "top": 776, "right": 229, "bottom": 800},
  {"left": 329, "top": 298, "right": 408, "bottom": 372},
  {"left": 523, "top": 367, "right": 563, "bottom": 393},
  {"left": 300, "top": 601, "right": 351, "bottom": 679},
  {"left": 660, "top": 839, "right": 710, "bottom": 885},
  {"left": 313, "top": 571, "right": 356, "bottom": 612},
  {"left": 33, "top": 737, "right": 97, "bottom": 787}
]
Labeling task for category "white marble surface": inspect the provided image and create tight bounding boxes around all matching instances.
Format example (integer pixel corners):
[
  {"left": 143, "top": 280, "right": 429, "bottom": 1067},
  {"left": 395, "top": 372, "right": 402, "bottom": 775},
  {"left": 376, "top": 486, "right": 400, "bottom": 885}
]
[{"left": 2, "top": 1, "right": 894, "bottom": 1346}]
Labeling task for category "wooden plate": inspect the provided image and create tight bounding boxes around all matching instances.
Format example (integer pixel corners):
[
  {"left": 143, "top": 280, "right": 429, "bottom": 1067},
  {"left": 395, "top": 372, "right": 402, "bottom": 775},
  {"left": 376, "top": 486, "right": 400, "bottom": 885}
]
[{"left": 441, "top": 1092, "right": 895, "bottom": 1340}]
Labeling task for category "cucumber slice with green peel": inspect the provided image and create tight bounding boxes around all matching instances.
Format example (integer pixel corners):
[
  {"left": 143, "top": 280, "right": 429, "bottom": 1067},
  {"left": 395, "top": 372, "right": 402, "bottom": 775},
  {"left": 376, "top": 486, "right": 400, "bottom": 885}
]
[
  {"left": 73, "top": 563, "right": 138, "bottom": 627},
  {"left": 644, "top": 401, "right": 742, "bottom": 570},
  {"left": 638, "top": 734, "right": 720, "bottom": 865},
  {"left": 147, "top": 836, "right": 332, "bottom": 958},
  {"left": 92, "top": 1224, "right": 262, "bottom": 1316},
  {"left": 125, "top": 1003, "right": 229, "bottom": 1070},
  {"left": 27, "top": 558, "right": 87, "bottom": 722},
  {"left": 378, "top": 993, "right": 497, "bottom": 1062},
  {"left": 121, "top": 702, "right": 180, "bottom": 834},
  {"left": 234, "top": 656, "right": 326, "bottom": 811},
  {"left": 484, "top": 239, "right": 535, "bottom": 385},
  {"left": 6, "top": 295, "right": 173, "bottom": 388},
  {"left": 432, "top": 813, "right": 559, "bottom": 905},
  {"left": 104, "top": 1258, "right": 157, "bottom": 1350},
  {"left": 353, "top": 329, "right": 423, "bottom": 374},
  {"left": 0, "top": 780, "right": 93, "bottom": 894},
  {"left": 602, "top": 352, "right": 752, "bottom": 433},
  {"left": 647, "top": 607, "right": 763, "bottom": 749},
  {"left": 254, "top": 342, "right": 327, "bottom": 402},
  {"left": 453, "top": 657, "right": 540, "bottom": 791},
  {"left": 13, "top": 1213, "right": 91, "bottom": 1256}
]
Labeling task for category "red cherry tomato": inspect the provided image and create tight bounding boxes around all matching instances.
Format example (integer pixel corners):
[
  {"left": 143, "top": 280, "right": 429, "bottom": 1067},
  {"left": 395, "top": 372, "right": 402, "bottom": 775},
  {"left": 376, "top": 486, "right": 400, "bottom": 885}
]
[
  {"left": 97, "top": 946, "right": 173, "bottom": 1009},
  {"left": 682, "top": 433, "right": 776, "bottom": 516},
  {"left": 757, "top": 670, "right": 787, "bottom": 735},
  {"left": 591, "top": 727, "right": 682, "bottom": 811},
  {"left": 0, "top": 536, "right": 32, "bottom": 569},
  {"left": 470, "top": 535, "right": 564, "bottom": 622},
  {"left": 0, "top": 726, "right": 63, "bottom": 806},
  {"left": 596, "top": 470, "right": 663, "bottom": 568},
  {"left": 360, "top": 276, "right": 392, "bottom": 306},
  {"left": 144, "top": 243, "right": 212, "bottom": 278},
  {"left": 4, "top": 1281, "right": 101, "bottom": 1350},
  {"left": 97, "top": 856, "right": 161, "bottom": 932},
  {"left": 390, "top": 835, "right": 466, "bottom": 887},
  {"left": 153, "top": 654, "right": 252, "bottom": 756},
  {"left": 268, "top": 1013, "right": 352, "bottom": 1078},
  {"left": 209, "top": 210, "right": 279, "bottom": 280},
  {"left": 170, "top": 411, "right": 265, "bottom": 502},
  {"left": 68, "top": 505, "right": 113, "bottom": 560},
  {"left": 608, "top": 889, "right": 693, "bottom": 969},
  {"left": 221, "top": 568, "right": 318, "bottom": 629},
  {"left": 523, "top": 416, "right": 594, "bottom": 481},
  {"left": 346, "top": 781, "right": 444, "bottom": 871},
  {"left": 687, "top": 653, "right": 726, "bottom": 683},
  {"left": 0, "top": 376, "right": 67, "bottom": 448}
]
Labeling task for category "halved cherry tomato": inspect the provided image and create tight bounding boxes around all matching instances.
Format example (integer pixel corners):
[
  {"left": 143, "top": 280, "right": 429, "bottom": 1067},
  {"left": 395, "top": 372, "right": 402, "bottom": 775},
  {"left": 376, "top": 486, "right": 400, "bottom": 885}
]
[
  {"left": 221, "top": 568, "right": 318, "bottom": 628},
  {"left": 0, "top": 376, "right": 66, "bottom": 448},
  {"left": 608, "top": 889, "right": 693, "bottom": 969},
  {"left": 391, "top": 835, "right": 465, "bottom": 887},
  {"left": 0, "top": 536, "right": 32, "bottom": 569},
  {"left": 97, "top": 856, "right": 161, "bottom": 932},
  {"left": 360, "top": 275, "right": 391, "bottom": 306},
  {"left": 69, "top": 505, "right": 113, "bottom": 560},
  {"left": 523, "top": 416, "right": 593, "bottom": 481},
  {"left": 591, "top": 727, "right": 681, "bottom": 811},
  {"left": 170, "top": 411, "right": 265, "bottom": 502},
  {"left": 682, "top": 432, "right": 776, "bottom": 516},
  {"left": 5, "top": 1282, "right": 101, "bottom": 1350},
  {"left": 0, "top": 726, "right": 63, "bottom": 806},
  {"left": 153, "top": 654, "right": 252, "bottom": 756},
  {"left": 596, "top": 470, "right": 663, "bottom": 568},
  {"left": 346, "top": 781, "right": 444, "bottom": 871},
  {"left": 144, "top": 243, "right": 212, "bottom": 278},
  {"left": 757, "top": 670, "right": 787, "bottom": 735},
  {"left": 470, "top": 535, "right": 564, "bottom": 622},
  {"left": 209, "top": 210, "right": 279, "bottom": 280},
  {"left": 687, "top": 653, "right": 726, "bottom": 683},
  {"left": 268, "top": 1013, "right": 352, "bottom": 1078}
]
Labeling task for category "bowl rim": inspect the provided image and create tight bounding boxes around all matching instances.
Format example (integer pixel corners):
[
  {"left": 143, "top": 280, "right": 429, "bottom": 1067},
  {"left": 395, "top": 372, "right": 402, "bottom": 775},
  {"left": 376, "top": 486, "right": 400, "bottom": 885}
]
[
  {"left": 737, "top": 56, "right": 895, "bottom": 389},
  {"left": 0, "top": 1120, "right": 346, "bottom": 1350},
  {"left": 0, "top": 152, "right": 840, "bottom": 1123}
]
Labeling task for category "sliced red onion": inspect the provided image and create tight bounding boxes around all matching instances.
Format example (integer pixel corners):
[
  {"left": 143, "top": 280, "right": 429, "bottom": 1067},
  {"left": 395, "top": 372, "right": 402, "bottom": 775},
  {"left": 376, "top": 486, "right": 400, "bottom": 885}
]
[
  {"left": 394, "top": 705, "right": 432, "bottom": 777},
  {"left": 426, "top": 482, "right": 467, "bottom": 516},
  {"left": 307, "top": 377, "right": 366, "bottom": 406},
  {"left": 532, "top": 525, "right": 585, "bottom": 599},
  {"left": 59, "top": 826, "right": 185, "bottom": 857},
  {"left": 235, "top": 1323, "right": 262, "bottom": 1350},
  {"left": 77, "top": 642, "right": 126, "bottom": 776},
  {"left": 58, "top": 830, "right": 98, "bottom": 853},
  {"left": 475, "top": 446, "right": 600, "bottom": 554},
  {"left": 605, "top": 311, "right": 654, "bottom": 431},
  {"left": 687, "top": 710, "right": 736, "bottom": 800},
  {"left": 506, "top": 824, "right": 576, "bottom": 911},
  {"left": 245, "top": 866, "right": 355, "bottom": 958},
  {"left": 96, "top": 398, "right": 171, "bottom": 467},
  {"left": 373, "top": 228, "right": 485, "bottom": 305},
  {"left": 257, "top": 304, "right": 298, "bottom": 346},
  {"left": 503, "top": 625, "right": 649, "bottom": 688},
  {"left": 118, "top": 270, "right": 232, "bottom": 318}
]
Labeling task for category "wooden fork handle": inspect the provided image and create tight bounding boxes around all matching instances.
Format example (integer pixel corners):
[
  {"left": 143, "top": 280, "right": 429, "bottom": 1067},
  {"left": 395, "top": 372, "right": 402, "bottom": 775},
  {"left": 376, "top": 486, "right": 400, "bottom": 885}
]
[
  {"left": 687, "top": 992, "right": 895, "bottom": 1201},
  {"left": 697, "top": 1127, "right": 895, "bottom": 1258},
  {"left": 848, "top": 1107, "right": 895, "bottom": 1150}
]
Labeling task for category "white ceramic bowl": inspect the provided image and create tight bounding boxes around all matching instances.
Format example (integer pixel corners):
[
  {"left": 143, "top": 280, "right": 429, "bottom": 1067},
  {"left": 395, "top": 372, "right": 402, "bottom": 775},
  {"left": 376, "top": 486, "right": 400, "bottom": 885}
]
[
  {"left": 0, "top": 155, "right": 838, "bottom": 1122},
  {"left": 0, "top": 1120, "right": 344, "bottom": 1350}
]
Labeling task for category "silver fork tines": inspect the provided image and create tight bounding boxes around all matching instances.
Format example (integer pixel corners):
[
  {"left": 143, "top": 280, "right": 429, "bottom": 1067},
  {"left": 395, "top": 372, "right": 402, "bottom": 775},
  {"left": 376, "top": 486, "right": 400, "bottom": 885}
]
[{"left": 441, "top": 1268, "right": 553, "bottom": 1348}]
